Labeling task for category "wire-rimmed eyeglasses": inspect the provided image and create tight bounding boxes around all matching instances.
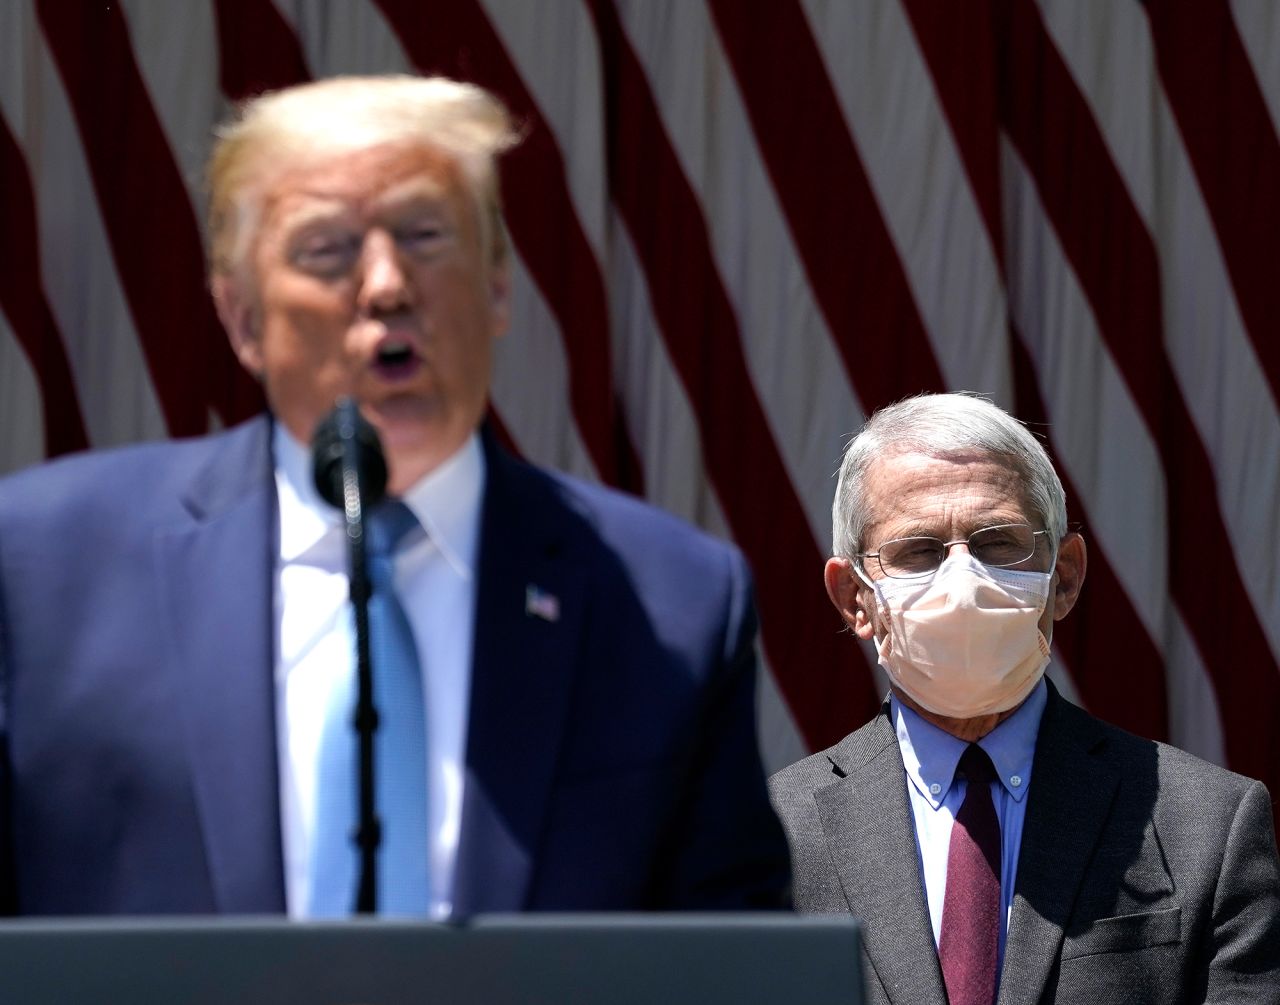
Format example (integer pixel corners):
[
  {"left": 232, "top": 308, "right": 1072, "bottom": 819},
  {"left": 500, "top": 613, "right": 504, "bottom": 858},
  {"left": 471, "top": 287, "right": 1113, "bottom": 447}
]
[{"left": 857, "top": 523, "right": 1050, "bottom": 580}]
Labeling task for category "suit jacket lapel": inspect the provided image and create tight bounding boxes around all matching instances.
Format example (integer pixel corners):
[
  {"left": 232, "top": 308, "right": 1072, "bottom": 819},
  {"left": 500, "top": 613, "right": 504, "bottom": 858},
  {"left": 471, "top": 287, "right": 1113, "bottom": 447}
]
[
  {"left": 154, "top": 417, "right": 285, "bottom": 913},
  {"left": 452, "top": 437, "right": 586, "bottom": 913},
  {"left": 997, "top": 684, "right": 1118, "bottom": 1005},
  {"left": 817, "top": 713, "right": 949, "bottom": 1005}
]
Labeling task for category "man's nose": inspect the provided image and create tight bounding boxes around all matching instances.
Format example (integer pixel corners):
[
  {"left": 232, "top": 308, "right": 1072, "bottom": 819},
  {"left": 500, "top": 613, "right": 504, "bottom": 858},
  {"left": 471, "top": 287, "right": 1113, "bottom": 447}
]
[
  {"left": 358, "top": 231, "right": 410, "bottom": 312},
  {"left": 940, "top": 539, "right": 972, "bottom": 561}
]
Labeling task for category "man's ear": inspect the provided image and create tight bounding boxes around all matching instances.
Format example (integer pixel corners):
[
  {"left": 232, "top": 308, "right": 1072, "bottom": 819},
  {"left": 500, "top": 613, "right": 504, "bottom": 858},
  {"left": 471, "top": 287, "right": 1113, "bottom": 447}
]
[
  {"left": 211, "top": 274, "right": 264, "bottom": 377},
  {"left": 1050, "top": 531, "right": 1087, "bottom": 622},
  {"left": 825, "top": 557, "right": 876, "bottom": 640}
]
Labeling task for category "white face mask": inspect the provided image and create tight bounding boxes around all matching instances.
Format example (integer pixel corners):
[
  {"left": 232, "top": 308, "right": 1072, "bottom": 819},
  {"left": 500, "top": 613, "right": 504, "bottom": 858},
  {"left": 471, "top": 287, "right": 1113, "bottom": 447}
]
[{"left": 855, "top": 552, "right": 1053, "bottom": 719}]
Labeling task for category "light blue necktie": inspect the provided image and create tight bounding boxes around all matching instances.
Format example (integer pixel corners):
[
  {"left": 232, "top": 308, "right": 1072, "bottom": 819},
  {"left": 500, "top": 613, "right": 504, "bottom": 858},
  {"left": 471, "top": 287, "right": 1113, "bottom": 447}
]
[{"left": 309, "top": 500, "right": 430, "bottom": 916}]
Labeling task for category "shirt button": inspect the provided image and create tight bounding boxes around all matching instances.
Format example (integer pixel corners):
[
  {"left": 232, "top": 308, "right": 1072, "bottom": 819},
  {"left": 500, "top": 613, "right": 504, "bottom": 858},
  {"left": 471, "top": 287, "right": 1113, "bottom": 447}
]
[
  {"left": 1010, "top": 775, "right": 1022, "bottom": 787},
  {"left": 929, "top": 782, "right": 941, "bottom": 795}
]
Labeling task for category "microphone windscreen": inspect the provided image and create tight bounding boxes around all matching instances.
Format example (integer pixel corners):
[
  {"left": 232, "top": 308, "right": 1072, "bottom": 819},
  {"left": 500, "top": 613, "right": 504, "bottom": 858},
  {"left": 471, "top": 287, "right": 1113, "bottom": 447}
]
[{"left": 310, "top": 398, "right": 389, "bottom": 510}]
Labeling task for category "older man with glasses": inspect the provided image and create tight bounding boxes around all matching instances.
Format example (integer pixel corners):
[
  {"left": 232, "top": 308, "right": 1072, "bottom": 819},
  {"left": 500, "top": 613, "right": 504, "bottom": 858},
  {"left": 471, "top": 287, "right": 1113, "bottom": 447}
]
[{"left": 770, "top": 393, "right": 1280, "bottom": 1005}]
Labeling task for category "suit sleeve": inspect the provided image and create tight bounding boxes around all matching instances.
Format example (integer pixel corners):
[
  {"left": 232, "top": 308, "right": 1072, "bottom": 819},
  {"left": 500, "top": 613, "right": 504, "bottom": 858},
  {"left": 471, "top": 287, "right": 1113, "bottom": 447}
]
[
  {"left": 1205, "top": 779, "right": 1280, "bottom": 1001},
  {"left": 649, "top": 548, "right": 793, "bottom": 909}
]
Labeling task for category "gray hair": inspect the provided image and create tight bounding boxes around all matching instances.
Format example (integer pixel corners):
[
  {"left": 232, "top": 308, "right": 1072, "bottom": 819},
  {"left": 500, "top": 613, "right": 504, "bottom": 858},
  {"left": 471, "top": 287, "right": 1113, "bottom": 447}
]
[
  {"left": 832, "top": 393, "right": 1068, "bottom": 558},
  {"left": 206, "top": 75, "right": 519, "bottom": 280}
]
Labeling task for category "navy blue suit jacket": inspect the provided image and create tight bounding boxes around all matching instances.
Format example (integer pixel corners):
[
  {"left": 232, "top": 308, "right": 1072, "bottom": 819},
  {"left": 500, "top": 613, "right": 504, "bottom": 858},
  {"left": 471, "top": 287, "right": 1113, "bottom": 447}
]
[{"left": 0, "top": 416, "right": 789, "bottom": 914}]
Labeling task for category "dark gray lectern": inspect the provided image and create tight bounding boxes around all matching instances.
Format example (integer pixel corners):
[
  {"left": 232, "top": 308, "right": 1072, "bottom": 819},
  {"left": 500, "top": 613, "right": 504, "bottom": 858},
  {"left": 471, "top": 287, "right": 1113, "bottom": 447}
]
[{"left": 0, "top": 914, "right": 863, "bottom": 1004}]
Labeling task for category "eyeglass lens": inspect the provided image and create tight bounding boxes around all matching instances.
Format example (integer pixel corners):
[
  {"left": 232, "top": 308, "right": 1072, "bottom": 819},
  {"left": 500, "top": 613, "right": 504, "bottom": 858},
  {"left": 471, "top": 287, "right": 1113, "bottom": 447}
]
[{"left": 877, "top": 524, "right": 1038, "bottom": 578}]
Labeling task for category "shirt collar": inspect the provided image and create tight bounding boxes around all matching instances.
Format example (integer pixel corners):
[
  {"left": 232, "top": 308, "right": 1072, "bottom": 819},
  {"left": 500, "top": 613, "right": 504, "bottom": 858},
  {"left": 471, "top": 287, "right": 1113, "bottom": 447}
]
[
  {"left": 273, "top": 421, "right": 486, "bottom": 580},
  {"left": 891, "top": 678, "right": 1047, "bottom": 810}
]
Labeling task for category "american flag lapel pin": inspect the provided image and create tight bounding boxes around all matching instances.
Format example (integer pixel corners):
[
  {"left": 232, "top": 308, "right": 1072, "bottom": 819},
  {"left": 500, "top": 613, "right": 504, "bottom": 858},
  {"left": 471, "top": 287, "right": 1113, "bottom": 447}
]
[{"left": 525, "top": 584, "right": 561, "bottom": 623}]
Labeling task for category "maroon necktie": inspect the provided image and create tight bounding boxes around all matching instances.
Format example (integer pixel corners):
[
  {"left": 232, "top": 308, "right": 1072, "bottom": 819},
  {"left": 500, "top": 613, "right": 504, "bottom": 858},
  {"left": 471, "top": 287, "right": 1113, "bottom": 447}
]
[{"left": 939, "top": 743, "right": 1002, "bottom": 1005}]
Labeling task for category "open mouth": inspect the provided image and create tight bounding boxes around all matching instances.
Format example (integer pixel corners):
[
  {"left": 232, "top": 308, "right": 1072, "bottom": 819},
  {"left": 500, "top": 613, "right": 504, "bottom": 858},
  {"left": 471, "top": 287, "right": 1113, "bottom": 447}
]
[{"left": 372, "top": 339, "right": 421, "bottom": 380}]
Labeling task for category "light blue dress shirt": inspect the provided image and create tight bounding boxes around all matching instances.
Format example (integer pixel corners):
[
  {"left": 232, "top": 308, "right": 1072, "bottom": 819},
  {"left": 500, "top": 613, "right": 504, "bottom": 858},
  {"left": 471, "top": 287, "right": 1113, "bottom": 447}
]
[{"left": 890, "top": 678, "right": 1047, "bottom": 983}]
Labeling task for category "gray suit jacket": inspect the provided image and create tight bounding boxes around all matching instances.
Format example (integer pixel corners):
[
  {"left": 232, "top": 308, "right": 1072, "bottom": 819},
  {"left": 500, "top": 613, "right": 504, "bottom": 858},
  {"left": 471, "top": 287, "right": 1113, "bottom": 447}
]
[{"left": 770, "top": 683, "right": 1280, "bottom": 1004}]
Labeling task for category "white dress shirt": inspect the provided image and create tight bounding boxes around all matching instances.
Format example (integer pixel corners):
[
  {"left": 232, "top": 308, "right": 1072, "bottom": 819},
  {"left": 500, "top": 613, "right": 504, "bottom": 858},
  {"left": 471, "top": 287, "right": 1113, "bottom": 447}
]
[{"left": 272, "top": 423, "right": 484, "bottom": 918}]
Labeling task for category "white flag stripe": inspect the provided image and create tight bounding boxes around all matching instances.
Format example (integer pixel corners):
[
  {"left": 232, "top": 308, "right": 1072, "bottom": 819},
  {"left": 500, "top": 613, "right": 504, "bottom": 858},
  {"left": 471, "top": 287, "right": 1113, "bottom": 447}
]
[
  {"left": 1000, "top": 138, "right": 1231, "bottom": 762},
  {"left": 618, "top": 0, "right": 863, "bottom": 550},
  {"left": 271, "top": 0, "right": 405, "bottom": 78},
  {"left": 480, "top": 0, "right": 609, "bottom": 266},
  {"left": 997, "top": 238, "right": 1174, "bottom": 714},
  {"left": 478, "top": 0, "right": 628, "bottom": 483},
  {"left": 484, "top": 1, "right": 654, "bottom": 499},
  {"left": 117, "top": 0, "right": 223, "bottom": 241},
  {"left": 602, "top": 205, "right": 813, "bottom": 768},
  {"left": 1163, "top": 603, "right": 1228, "bottom": 766},
  {"left": 0, "top": 1, "right": 168, "bottom": 450},
  {"left": 492, "top": 0, "right": 726, "bottom": 527},
  {"left": 756, "top": 646, "right": 812, "bottom": 776},
  {"left": 1231, "top": 0, "right": 1280, "bottom": 140},
  {"left": 1042, "top": 0, "right": 1280, "bottom": 665},
  {"left": 1000, "top": 139, "right": 1171, "bottom": 649},
  {"left": 801, "top": 0, "right": 1014, "bottom": 405},
  {"left": 0, "top": 316, "right": 45, "bottom": 473},
  {"left": 1032, "top": 2, "right": 1158, "bottom": 221},
  {"left": 491, "top": 257, "right": 599, "bottom": 481},
  {"left": 606, "top": 215, "right": 723, "bottom": 534}
]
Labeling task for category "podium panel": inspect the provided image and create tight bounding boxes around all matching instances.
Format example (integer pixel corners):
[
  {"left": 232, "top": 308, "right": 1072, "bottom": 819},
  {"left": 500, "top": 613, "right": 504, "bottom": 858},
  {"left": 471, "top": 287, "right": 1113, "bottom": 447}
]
[{"left": 0, "top": 914, "right": 863, "bottom": 1004}]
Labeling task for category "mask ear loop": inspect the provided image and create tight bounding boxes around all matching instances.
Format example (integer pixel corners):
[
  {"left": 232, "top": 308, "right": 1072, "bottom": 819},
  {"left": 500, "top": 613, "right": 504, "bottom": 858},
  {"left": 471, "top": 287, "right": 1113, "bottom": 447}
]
[
  {"left": 852, "top": 558, "right": 905, "bottom": 651},
  {"left": 851, "top": 558, "right": 876, "bottom": 591}
]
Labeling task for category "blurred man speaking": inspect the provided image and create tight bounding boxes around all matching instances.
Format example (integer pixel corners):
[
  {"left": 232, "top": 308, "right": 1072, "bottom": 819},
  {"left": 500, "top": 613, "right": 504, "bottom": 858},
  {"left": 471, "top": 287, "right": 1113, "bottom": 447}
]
[
  {"left": 0, "top": 76, "right": 789, "bottom": 917},
  {"left": 770, "top": 393, "right": 1279, "bottom": 1004}
]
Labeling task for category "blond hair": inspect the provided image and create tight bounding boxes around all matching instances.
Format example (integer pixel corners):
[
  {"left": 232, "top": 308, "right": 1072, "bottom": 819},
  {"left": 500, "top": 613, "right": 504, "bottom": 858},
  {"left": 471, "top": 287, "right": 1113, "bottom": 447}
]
[{"left": 206, "top": 75, "right": 519, "bottom": 279}]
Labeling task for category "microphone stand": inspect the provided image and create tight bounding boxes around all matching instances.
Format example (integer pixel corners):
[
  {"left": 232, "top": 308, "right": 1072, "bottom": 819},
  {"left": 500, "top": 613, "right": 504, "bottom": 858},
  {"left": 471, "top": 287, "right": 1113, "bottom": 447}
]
[
  {"left": 338, "top": 446, "right": 378, "bottom": 914},
  {"left": 315, "top": 399, "right": 388, "bottom": 915}
]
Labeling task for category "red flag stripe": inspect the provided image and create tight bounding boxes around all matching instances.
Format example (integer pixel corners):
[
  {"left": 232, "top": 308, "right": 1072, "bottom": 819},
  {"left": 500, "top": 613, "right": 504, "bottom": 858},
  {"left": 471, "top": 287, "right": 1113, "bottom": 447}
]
[
  {"left": 998, "top": 0, "right": 1279, "bottom": 789},
  {"left": 587, "top": 0, "right": 879, "bottom": 748},
  {"left": 0, "top": 115, "right": 90, "bottom": 457},
  {"left": 898, "top": 0, "right": 1005, "bottom": 268},
  {"left": 1032, "top": 1, "right": 1280, "bottom": 707},
  {"left": 1145, "top": 0, "right": 1280, "bottom": 409},
  {"left": 34, "top": 1, "right": 263, "bottom": 435},
  {"left": 708, "top": 0, "right": 948, "bottom": 413},
  {"left": 900, "top": 0, "right": 1170, "bottom": 741},
  {"left": 213, "top": 0, "right": 313, "bottom": 99},
  {"left": 613, "top": 0, "right": 867, "bottom": 548},
  {"left": 1007, "top": 328, "right": 1169, "bottom": 741},
  {"left": 372, "top": 0, "right": 645, "bottom": 495}
]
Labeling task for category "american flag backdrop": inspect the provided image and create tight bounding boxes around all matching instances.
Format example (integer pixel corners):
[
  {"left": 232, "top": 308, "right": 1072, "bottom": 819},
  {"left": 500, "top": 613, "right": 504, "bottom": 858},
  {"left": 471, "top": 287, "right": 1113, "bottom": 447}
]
[{"left": 2, "top": 1, "right": 1279, "bottom": 832}]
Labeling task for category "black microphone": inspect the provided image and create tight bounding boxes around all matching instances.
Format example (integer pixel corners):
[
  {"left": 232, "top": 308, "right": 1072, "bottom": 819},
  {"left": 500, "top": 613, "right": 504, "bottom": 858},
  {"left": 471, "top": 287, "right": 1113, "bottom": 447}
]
[
  {"left": 311, "top": 398, "right": 388, "bottom": 511},
  {"left": 309, "top": 397, "right": 388, "bottom": 914}
]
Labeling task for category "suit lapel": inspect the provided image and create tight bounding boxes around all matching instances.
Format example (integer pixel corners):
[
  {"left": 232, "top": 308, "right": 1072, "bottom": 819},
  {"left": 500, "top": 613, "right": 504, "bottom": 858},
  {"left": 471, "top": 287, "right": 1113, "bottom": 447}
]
[
  {"left": 817, "top": 715, "right": 949, "bottom": 1005},
  {"left": 452, "top": 439, "right": 586, "bottom": 913},
  {"left": 154, "top": 417, "right": 285, "bottom": 913},
  {"left": 997, "top": 685, "right": 1117, "bottom": 1005}
]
